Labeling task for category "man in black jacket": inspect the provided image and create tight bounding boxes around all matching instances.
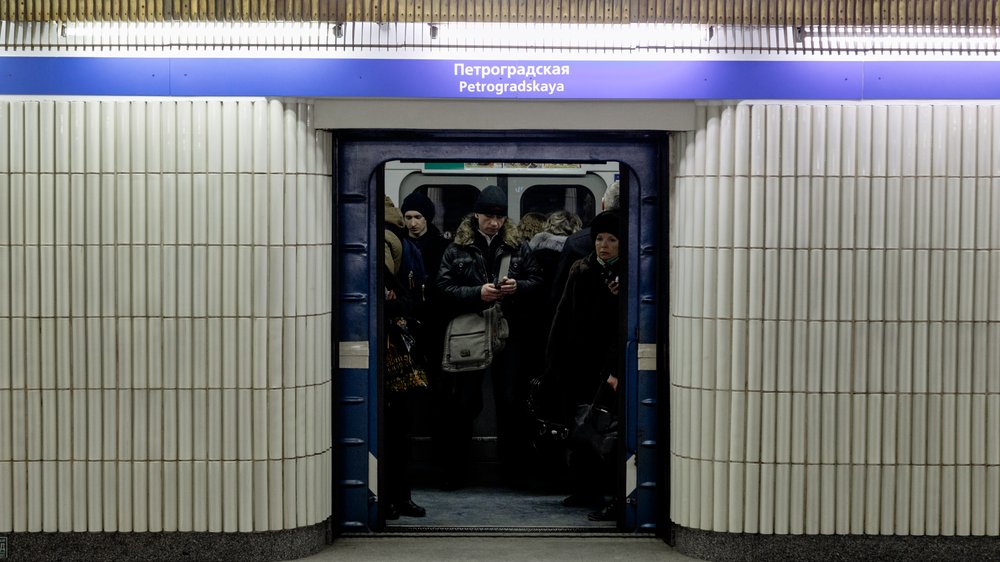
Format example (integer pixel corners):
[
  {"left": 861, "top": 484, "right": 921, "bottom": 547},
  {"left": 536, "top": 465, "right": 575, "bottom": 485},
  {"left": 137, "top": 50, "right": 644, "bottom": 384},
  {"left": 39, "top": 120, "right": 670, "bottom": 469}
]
[
  {"left": 435, "top": 185, "right": 542, "bottom": 489},
  {"left": 399, "top": 191, "right": 452, "bottom": 488}
]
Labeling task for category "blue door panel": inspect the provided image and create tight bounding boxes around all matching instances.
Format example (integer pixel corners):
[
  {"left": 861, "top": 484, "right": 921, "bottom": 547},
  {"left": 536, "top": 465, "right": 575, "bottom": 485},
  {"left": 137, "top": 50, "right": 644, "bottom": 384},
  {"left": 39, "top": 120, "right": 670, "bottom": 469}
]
[
  {"left": 335, "top": 149, "right": 375, "bottom": 531},
  {"left": 333, "top": 134, "right": 666, "bottom": 532}
]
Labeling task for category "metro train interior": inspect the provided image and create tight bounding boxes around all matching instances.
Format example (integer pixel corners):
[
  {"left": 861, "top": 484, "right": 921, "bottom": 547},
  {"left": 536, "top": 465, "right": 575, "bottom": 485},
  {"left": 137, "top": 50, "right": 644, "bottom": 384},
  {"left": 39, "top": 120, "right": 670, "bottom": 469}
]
[
  {"left": 334, "top": 132, "right": 664, "bottom": 533},
  {"left": 381, "top": 160, "right": 622, "bottom": 530}
]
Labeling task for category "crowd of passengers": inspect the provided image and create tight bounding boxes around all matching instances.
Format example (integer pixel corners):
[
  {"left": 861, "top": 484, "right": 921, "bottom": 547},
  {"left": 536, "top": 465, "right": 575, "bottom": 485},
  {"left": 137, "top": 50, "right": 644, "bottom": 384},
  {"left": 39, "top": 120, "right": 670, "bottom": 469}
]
[{"left": 382, "top": 182, "right": 622, "bottom": 523}]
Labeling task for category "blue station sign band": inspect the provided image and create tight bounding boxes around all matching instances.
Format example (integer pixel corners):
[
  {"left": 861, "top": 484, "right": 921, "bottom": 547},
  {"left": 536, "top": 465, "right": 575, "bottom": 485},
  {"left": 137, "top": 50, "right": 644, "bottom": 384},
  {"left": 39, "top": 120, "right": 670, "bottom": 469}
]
[{"left": 3, "top": 57, "right": 1000, "bottom": 99}]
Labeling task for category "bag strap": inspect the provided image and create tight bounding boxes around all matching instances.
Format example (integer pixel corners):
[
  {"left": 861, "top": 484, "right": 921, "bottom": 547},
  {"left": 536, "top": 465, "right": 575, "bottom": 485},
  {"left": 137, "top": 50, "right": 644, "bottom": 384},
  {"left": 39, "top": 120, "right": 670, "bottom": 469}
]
[{"left": 589, "top": 381, "right": 607, "bottom": 407}]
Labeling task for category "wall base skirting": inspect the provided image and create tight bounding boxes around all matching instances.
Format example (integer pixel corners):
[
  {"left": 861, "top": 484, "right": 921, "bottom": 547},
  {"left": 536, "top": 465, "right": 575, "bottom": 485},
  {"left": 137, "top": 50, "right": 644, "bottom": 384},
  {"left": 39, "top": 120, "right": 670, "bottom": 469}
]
[
  {"left": 0, "top": 519, "right": 332, "bottom": 562},
  {"left": 672, "top": 525, "right": 1000, "bottom": 561}
]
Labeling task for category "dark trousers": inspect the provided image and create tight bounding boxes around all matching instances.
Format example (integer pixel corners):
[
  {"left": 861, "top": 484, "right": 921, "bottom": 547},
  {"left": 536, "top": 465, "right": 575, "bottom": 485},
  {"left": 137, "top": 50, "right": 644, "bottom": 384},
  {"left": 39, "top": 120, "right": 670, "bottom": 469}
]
[
  {"left": 384, "top": 391, "right": 417, "bottom": 505},
  {"left": 436, "top": 349, "right": 523, "bottom": 486},
  {"left": 567, "top": 443, "right": 615, "bottom": 498}
]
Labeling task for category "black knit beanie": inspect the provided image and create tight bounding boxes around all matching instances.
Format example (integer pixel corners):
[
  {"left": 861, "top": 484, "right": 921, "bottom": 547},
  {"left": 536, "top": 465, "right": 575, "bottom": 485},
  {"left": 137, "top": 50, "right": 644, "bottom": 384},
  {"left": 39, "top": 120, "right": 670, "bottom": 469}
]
[
  {"left": 590, "top": 210, "right": 620, "bottom": 243},
  {"left": 400, "top": 192, "right": 436, "bottom": 222},
  {"left": 474, "top": 185, "right": 508, "bottom": 216}
]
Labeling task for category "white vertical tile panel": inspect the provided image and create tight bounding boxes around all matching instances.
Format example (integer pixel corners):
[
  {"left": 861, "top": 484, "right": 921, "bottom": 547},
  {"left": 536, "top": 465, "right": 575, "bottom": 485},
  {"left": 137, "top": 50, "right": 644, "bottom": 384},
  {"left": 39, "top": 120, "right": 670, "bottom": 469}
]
[
  {"left": 0, "top": 98, "right": 332, "bottom": 533},
  {"left": 852, "top": 105, "right": 871, "bottom": 178},
  {"left": 18, "top": 103, "right": 34, "bottom": 174},
  {"left": 176, "top": 174, "right": 192, "bottom": 245},
  {"left": 929, "top": 105, "right": 948, "bottom": 178},
  {"left": 192, "top": 175, "right": 208, "bottom": 245},
  {"left": 0, "top": 102, "right": 11, "bottom": 175},
  {"left": 112, "top": 102, "right": 130, "bottom": 175},
  {"left": 206, "top": 174, "right": 223, "bottom": 248},
  {"left": 175, "top": 101, "right": 193, "bottom": 174},
  {"left": 672, "top": 101, "right": 1000, "bottom": 536}
]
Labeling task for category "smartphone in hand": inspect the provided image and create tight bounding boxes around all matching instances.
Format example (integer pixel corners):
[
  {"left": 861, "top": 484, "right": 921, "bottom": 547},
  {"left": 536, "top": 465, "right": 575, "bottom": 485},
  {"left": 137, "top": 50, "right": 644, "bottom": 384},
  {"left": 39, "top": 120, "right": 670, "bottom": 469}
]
[{"left": 495, "top": 254, "right": 511, "bottom": 290}]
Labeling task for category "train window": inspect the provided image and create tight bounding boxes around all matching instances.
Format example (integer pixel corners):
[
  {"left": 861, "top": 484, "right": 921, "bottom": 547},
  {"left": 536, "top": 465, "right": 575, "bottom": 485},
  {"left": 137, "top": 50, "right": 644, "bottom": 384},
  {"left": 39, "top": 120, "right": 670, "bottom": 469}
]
[
  {"left": 520, "top": 184, "right": 598, "bottom": 225},
  {"left": 413, "top": 185, "right": 481, "bottom": 238},
  {"left": 391, "top": 161, "right": 616, "bottom": 237}
]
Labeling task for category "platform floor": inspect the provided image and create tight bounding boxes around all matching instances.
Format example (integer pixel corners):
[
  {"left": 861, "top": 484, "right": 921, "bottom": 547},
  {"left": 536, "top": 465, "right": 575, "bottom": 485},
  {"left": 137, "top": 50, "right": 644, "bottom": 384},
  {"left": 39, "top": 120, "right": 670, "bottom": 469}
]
[{"left": 303, "top": 535, "right": 694, "bottom": 562}]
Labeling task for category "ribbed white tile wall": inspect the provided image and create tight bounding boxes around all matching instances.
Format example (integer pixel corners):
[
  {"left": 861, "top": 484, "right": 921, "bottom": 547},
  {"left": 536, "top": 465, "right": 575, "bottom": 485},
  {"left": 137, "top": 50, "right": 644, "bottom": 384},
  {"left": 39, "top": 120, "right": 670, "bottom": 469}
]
[
  {"left": 0, "top": 98, "right": 334, "bottom": 533},
  {"left": 671, "top": 102, "right": 1000, "bottom": 535}
]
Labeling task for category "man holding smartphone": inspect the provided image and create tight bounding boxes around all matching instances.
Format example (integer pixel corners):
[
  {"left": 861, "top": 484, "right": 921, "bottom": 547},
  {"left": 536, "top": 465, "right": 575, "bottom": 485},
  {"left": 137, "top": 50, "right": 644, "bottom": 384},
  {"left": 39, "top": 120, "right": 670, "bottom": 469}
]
[{"left": 435, "top": 185, "right": 542, "bottom": 490}]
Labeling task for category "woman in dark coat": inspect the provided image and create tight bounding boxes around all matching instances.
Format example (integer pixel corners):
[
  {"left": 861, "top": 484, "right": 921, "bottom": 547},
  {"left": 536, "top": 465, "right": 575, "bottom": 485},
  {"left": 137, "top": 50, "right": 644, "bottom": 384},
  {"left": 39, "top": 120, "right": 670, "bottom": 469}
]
[
  {"left": 543, "top": 210, "right": 621, "bottom": 518},
  {"left": 524, "top": 211, "right": 583, "bottom": 425}
]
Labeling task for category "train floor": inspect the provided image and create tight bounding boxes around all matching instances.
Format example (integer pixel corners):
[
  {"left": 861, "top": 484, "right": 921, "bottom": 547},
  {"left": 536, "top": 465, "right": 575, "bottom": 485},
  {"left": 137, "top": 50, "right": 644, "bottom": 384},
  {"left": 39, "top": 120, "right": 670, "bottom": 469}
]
[
  {"left": 388, "top": 485, "right": 613, "bottom": 530},
  {"left": 396, "top": 439, "right": 615, "bottom": 530}
]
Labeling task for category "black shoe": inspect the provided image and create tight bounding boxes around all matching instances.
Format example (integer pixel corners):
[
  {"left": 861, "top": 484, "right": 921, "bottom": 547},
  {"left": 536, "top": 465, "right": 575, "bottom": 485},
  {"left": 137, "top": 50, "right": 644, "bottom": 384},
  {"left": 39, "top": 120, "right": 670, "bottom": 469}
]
[
  {"left": 398, "top": 500, "right": 426, "bottom": 518},
  {"left": 384, "top": 503, "right": 400, "bottom": 520},
  {"left": 562, "top": 494, "right": 603, "bottom": 508},
  {"left": 587, "top": 501, "right": 617, "bottom": 521}
]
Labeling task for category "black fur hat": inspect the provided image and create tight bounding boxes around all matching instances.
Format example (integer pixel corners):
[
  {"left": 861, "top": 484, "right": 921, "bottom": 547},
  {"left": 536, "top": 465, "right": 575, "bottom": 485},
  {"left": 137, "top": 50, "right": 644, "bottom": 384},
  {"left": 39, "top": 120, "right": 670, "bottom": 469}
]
[
  {"left": 474, "top": 185, "right": 508, "bottom": 216},
  {"left": 590, "top": 210, "right": 620, "bottom": 243}
]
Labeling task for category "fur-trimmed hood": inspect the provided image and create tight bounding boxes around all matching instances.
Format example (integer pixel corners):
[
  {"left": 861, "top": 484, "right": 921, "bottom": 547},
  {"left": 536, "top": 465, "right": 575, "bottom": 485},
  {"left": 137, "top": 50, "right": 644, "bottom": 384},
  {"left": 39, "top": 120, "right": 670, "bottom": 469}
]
[
  {"left": 452, "top": 214, "right": 520, "bottom": 248},
  {"left": 528, "top": 231, "right": 568, "bottom": 253}
]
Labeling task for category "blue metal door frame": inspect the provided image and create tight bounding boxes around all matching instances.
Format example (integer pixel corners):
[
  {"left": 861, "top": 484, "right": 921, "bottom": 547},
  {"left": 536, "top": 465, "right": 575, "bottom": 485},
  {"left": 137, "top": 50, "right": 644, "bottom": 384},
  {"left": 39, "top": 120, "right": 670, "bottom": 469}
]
[{"left": 332, "top": 131, "right": 668, "bottom": 533}]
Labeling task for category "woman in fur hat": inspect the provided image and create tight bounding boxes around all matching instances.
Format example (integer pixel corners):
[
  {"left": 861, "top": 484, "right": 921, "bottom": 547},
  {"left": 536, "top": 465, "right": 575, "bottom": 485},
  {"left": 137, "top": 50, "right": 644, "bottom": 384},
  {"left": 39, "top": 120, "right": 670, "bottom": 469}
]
[{"left": 543, "top": 209, "right": 622, "bottom": 520}]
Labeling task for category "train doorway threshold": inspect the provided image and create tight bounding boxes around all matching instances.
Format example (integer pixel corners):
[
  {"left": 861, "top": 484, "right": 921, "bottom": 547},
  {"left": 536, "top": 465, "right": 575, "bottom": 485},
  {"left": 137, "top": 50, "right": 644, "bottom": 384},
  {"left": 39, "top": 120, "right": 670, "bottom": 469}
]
[{"left": 384, "top": 486, "right": 617, "bottom": 533}]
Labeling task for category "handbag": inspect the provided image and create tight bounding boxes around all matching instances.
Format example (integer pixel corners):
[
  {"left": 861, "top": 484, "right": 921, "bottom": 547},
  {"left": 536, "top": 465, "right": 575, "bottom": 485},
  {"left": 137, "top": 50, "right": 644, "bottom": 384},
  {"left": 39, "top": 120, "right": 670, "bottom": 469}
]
[
  {"left": 527, "top": 376, "right": 570, "bottom": 443},
  {"left": 385, "top": 317, "right": 429, "bottom": 393},
  {"left": 534, "top": 417, "right": 570, "bottom": 442},
  {"left": 440, "top": 254, "right": 511, "bottom": 373},
  {"left": 440, "top": 303, "right": 509, "bottom": 372},
  {"left": 569, "top": 384, "right": 619, "bottom": 459}
]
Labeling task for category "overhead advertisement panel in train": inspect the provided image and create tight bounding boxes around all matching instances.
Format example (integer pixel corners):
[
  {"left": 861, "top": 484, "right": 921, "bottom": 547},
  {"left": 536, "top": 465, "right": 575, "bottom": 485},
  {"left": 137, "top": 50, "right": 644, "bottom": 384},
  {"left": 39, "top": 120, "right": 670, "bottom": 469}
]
[
  {"left": 425, "top": 162, "right": 590, "bottom": 175},
  {"left": 3, "top": 56, "right": 1000, "bottom": 99}
]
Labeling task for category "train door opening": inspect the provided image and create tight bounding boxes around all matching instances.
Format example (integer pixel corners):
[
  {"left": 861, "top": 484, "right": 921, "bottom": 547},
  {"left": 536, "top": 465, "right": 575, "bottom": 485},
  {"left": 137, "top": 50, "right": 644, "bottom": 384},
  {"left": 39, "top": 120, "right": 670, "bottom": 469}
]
[
  {"left": 382, "top": 160, "right": 622, "bottom": 530},
  {"left": 332, "top": 132, "right": 667, "bottom": 534}
]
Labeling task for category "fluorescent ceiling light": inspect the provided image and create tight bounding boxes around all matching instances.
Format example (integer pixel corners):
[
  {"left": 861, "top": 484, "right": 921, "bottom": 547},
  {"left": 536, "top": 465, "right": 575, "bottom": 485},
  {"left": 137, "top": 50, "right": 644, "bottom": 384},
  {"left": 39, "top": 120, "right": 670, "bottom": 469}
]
[
  {"left": 428, "top": 22, "right": 710, "bottom": 46},
  {"left": 52, "top": 21, "right": 997, "bottom": 54},
  {"left": 59, "top": 20, "right": 713, "bottom": 48},
  {"left": 800, "top": 25, "right": 998, "bottom": 50},
  {"left": 62, "top": 21, "right": 331, "bottom": 42}
]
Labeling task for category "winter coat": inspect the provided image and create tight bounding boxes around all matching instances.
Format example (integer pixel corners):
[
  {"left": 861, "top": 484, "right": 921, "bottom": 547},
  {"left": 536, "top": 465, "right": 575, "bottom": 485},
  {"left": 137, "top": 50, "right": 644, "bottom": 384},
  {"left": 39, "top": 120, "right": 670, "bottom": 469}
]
[
  {"left": 544, "top": 252, "right": 621, "bottom": 419},
  {"left": 516, "top": 231, "right": 571, "bottom": 382},
  {"left": 528, "top": 231, "right": 569, "bottom": 314},
  {"left": 549, "top": 226, "right": 594, "bottom": 309},
  {"left": 435, "top": 214, "right": 542, "bottom": 318},
  {"left": 406, "top": 222, "right": 451, "bottom": 365},
  {"left": 409, "top": 222, "right": 450, "bottom": 295}
]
